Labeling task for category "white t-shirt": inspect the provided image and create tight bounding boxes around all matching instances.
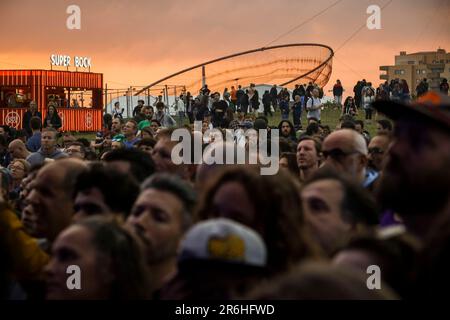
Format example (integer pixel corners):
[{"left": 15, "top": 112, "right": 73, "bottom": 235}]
[{"left": 306, "top": 97, "right": 322, "bottom": 120}]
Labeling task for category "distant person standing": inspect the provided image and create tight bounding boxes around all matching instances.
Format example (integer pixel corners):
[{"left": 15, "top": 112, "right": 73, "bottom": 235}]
[
  {"left": 292, "top": 95, "right": 304, "bottom": 130},
  {"left": 416, "top": 78, "right": 429, "bottom": 98},
  {"left": 399, "top": 79, "right": 410, "bottom": 102},
  {"left": 270, "top": 84, "right": 278, "bottom": 112},
  {"left": 332, "top": 80, "right": 344, "bottom": 106},
  {"left": 236, "top": 85, "right": 245, "bottom": 112},
  {"left": 279, "top": 90, "right": 290, "bottom": 120},
  {"left": 362, "top": 85, "right": 375, "bottom": 123},
  {"left": 306, "top": 88, "right": 322, "bottom": 122},
  {"left": 262, "top": 90, "right": 272, "bottom": 117},
  {"left": 440, "top": 78, "right": 449, "bottom": 95},
  {"left": 112, "top": 101, "right": 124, "bottom": 119},
  {"left": 248, "top": 84, "right": 260, "bottom": 115},
  {"left": 240, "top": 89, "right": 250, "bottom": 114},
  {"left": 230, "top": 86, "right": 237, "bottom": 111},
  {"left": 133, "top": 100, "right": 145, "bottom": 118},
  {"left": 22, "top": 101, "right": 42, "bottom": 137},
  {"left": 155, "top": 102, "right": 177, "bottom": 127},
  {"left": 223, "top": 88, "right": 231, "bottom": 103},
  {"left": 172, "top": 96, "right": 186, "bottom": 124},
  {"left": 201, "top": 84, "right": 211, "bottom": 96},
  {"left": 353, "top": 81, "right": 363, "bottom": 108},
  {"left": 184, "top": 92, "right": 194, "bottom": 123},
  {"left": 306, "top": 82, "right": 315, "bottom": 98}
]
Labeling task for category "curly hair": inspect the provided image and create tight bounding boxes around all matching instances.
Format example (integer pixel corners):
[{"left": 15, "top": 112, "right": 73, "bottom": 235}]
[{"left": 195, "top": 166, "right": 321, "bottom": 274}]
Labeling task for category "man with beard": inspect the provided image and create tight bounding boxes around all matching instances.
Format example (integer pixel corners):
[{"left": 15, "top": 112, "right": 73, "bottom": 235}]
[
  {"left": 278, "top": 120, "right": 297, "bottom": 143},
  {"left": 111, "top": 117, "right": 124, "bottom": 137},
  {"left": 374, "top": 92, "right": 450, "bottom": 239},
  {"left": 322, "top": 129, "right": 379, "bottom": 190},
  {"left": 126, "top": 173, "right": 196, "bottom": 293},
  {"left": 296, "top": 136, "right": 321, "bottom": 182}
]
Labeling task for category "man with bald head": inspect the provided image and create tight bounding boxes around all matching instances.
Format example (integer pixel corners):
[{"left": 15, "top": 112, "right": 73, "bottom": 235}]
[
  {"left": 322, "top": 129, "right": 379, "bottom": 190},
  {"left": 8, "top": 139, "right": 31, "bottom": 160},
  {"left": 0, "top": 159, "right": 87, "bottom": 284},
  {"left": 26, "top": 158, "right": 88, "bottom": 243}
]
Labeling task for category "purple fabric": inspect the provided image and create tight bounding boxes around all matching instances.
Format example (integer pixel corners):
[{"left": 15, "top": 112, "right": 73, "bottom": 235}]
[{"left": 380, "top": 209, "right": 402, "bottom": 227}]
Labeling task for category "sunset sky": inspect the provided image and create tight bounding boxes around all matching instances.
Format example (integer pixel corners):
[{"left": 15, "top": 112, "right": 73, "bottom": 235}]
[{"left": 1, "top": 0, "right": 449, "bottom": 95}]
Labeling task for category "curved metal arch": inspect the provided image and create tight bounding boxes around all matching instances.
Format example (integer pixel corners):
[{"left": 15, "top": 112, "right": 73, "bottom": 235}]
[{"left": 135, "top": 43, "right": 334, "bottom": 95}]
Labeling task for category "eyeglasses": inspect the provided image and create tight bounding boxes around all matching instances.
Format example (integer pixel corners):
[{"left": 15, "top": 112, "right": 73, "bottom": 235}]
[
  {"left": 8, "top": 165, "right": 25, "bottom": 171},
  {"left": 368, "top": 147, "right": 384, "bottom": 155},
  {"left": 322, "top": 148, "right": 360, "bottom": 160}
]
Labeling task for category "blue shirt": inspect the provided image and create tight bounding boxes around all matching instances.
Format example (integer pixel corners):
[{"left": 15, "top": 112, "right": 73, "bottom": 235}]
[
  {"left": 26, "top": 132, "right": 41, "bottom": 152},
  {"left": 123, "top": 137, "right": 141, "bottom": 149}
]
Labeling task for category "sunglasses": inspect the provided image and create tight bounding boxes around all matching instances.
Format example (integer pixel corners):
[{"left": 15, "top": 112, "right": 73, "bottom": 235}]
[
  {"left": 322, "top": 148, "right": 360, "bottom": 160},
  {"left": 368, "top": 147, "right": 384, "bottom": 155}
]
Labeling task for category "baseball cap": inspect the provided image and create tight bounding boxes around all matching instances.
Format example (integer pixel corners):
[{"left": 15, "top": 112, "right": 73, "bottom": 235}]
[
  {"left": 179, "top": 218, "right": 267, "bottom": 267},
  {"left": 372, "top": 91, "right": 450, "bottom": 130},
  {"left": 111, "top": 134, "right": 126, "bottom": 142},
  {"left": 138, "top": 120, "right": 151, "bottom": 130}
]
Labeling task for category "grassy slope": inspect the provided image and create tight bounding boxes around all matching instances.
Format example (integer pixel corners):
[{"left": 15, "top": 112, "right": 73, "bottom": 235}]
[{"left": 73, "top": 106, "right": 382, "bottom": 140}]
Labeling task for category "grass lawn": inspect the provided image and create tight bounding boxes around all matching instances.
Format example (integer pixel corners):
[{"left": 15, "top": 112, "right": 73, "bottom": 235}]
[
  {"left": 264, "top": 107, "right": 382, "bottom": 137},
  {"left": 73, "top": 106, "right": 384, "bottom": 141}
]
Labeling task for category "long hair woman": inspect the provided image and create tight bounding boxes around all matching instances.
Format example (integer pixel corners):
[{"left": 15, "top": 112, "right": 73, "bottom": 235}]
[{"left": 43, "top": 103, "right": 62, "bottom": 130}]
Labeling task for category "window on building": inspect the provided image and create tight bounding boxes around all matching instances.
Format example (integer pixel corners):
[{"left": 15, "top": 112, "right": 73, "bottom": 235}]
[
  {"left": 395, "top": 70, "right": 405, "bottom": 75},
  {"left": 422, "top": 70, "right": 427, "bottom": 74}
]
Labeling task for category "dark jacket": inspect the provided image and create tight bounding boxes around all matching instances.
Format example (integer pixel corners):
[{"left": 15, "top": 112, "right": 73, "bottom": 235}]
[
  {"left": 43, "top": 113, "right": 62, "bottom": 130},
  {"left": 333, "top": 84, "right": 343, "bottom": 96},
  {"left": 236, "top": 89, "right": 245, "bottom": 104},
  {"left": 240, "top": 93, "right": 249, "bottom": 106},
  {"left": 22, "top": 111, "right": 42, "bottom": 136},
  {"left": 262, "top": 92, "right": 271, "bottom": 106},
  {"left": 270, "top": 87, "right": 278, "bottom": 99},
  {"left": 250, "top": 91, "right": 260, "bottom": 108}
]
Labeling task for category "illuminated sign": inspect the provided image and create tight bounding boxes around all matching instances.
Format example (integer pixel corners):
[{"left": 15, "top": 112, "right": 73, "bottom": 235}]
[{"left": 50, "top": 54, "right": 92, "bottom": 68}]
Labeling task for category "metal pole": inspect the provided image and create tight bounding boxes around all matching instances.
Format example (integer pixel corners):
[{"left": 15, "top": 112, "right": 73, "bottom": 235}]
[
  {"left": 105, "top": 83, "right": 108, "bottom": 114},
  {"left": 164, "top": 85, "right": 168, "bottom": 105},
  {"left": 147, "top": 89, "right": 150, "bottom": 106},
  {"left": 126, "top": 87, "right": 130, "bottom": 118},
  {"left": 202, "top": 65, "right": 206, "bottom": 88}
]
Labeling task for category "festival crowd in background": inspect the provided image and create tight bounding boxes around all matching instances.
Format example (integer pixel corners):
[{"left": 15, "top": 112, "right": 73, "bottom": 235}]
[{"left": 0, "top": 75, "right": 449, "bottom": 300}]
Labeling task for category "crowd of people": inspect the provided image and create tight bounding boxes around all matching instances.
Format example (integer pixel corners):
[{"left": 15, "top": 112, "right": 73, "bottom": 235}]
[{"left": 0, "top": 77, "right": 449, "bottom": 300}]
